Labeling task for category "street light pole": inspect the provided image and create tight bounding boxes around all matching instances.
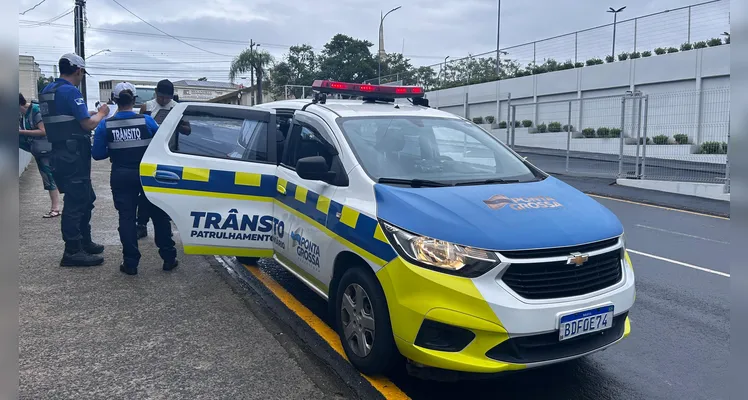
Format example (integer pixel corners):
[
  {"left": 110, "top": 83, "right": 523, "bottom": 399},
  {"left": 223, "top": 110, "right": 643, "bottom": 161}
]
[
  {"left": 87, "top": 49, "right": 110, "bottom": 59},
  {"left": 442, "top": 55, "right": 450, "bottom": 86},
  {"left": 496, "top": 0, "right": 501, "bottom": 76},
  {"left": 378, "top": 5, "right": 401, "bottom": 84},
  {"left": 608, "top": 6, "right": 626, "bottom": 60}
]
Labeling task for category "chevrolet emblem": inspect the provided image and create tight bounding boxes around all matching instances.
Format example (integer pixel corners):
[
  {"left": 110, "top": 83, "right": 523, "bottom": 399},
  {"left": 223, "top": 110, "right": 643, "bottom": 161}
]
[{"left": 567, "top": 252, "right": 589, "bottom": 266}]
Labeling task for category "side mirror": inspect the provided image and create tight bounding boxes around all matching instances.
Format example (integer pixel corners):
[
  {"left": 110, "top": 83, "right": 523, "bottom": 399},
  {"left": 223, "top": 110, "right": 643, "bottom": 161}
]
[{"left": 296, "top": 156, "right": 335, "bottom": 182}]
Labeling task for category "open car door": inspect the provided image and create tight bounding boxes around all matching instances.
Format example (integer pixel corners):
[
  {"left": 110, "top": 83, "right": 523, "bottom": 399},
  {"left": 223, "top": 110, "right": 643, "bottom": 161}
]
[{"left": 140, "top": 102, "right": 282, "bottom": 258}]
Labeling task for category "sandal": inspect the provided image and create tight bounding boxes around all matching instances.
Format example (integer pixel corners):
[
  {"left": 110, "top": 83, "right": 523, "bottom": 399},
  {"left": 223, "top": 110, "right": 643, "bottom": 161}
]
[{"left": 43, "top": 210, "right": 61, "bottom": 218}]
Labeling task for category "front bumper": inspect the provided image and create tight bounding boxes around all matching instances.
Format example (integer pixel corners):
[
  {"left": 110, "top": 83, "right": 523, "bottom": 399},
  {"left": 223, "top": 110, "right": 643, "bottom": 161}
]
[{"left": 375, "top": 251, "right": 635, "bottom": 374}]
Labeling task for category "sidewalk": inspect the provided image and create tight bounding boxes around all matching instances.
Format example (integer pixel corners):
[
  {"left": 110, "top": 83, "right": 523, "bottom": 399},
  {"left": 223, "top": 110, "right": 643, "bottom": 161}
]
[{"left": 18, "top": 159, "right": 349, "bottom": 399}]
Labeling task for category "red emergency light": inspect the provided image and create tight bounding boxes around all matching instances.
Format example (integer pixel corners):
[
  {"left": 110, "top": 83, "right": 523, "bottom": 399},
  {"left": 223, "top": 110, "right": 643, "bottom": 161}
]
[{"left": 311, "top": 80, "right": 426, "bottom": 100}]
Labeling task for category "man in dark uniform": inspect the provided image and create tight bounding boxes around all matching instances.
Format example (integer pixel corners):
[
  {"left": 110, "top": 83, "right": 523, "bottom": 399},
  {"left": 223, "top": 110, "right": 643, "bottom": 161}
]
[
  {"left": 92, "top": 82, "right": 178, "bottom": 275},
  {"left": 39, "top": 53, "right": 110, "bottom": 267}
]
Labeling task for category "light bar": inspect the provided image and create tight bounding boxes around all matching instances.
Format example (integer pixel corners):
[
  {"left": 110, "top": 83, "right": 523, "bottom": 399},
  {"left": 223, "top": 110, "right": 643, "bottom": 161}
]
[{"left": 311, "top": 80, "right": 425, "bottom": 99}]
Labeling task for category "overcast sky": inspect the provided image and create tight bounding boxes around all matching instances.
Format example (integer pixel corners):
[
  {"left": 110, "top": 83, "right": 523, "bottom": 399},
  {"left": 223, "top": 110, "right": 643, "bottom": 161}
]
[{"left": 19, "top": 0, "right": 729, "bottom": 106}]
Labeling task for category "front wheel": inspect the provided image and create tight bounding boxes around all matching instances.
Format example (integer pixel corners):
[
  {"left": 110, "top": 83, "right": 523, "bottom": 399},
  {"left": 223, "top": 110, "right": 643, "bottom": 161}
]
[{"left": 335, "top": 267, "right": 399, "bottom": 375}]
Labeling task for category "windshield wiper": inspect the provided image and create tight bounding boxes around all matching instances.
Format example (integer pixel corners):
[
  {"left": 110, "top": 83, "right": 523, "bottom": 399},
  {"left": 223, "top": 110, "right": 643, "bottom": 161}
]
[
  {"left": 377, "top": 177, "right": 452, "bottom": 188},
  {"left": 454, "top": 178, "right": 521, "bottom": 186}
]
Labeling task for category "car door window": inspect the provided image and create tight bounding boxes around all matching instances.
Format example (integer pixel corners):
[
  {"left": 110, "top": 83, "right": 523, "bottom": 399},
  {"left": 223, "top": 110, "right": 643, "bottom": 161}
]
[
  {"left": 171, "top": 106, "right": 271, "bottom": 163},
  {"left": 283, "top": 124, "right": 335, "bottom": 170}
]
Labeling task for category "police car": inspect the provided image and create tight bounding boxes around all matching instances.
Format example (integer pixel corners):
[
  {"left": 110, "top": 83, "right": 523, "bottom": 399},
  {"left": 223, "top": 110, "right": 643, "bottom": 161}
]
[{"left": 140, "top": 80, "right": 635, "bottom": 378}]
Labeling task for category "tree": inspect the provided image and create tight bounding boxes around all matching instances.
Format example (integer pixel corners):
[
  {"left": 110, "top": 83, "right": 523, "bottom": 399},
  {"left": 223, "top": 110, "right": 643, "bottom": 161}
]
[
  {"left": 286, "top": 44, "right": 318, "bottom": 83},
  {"left": 269, "top": 44, "right": 319, "bottom": 98},
  {"left": 197, "top": 77, "right": 207, "bottom": 81},
  {"left": 377, "top": 53, "right": 413, "bottom": 84},
  {"left": 37, "top": 75, "right": 53, "bottom": 93},
  {"left": 229, "top": 48, "right": 274, "bottom": 104},
  {"left": 412, "top": 66, "right": 437, "bottom": 90},
  {"left": 318, "top": 34, "right": 376, "bottom": 83}
]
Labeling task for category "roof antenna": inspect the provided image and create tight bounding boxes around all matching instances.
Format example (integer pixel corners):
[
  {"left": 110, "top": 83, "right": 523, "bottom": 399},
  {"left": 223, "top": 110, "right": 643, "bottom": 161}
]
[{"left": 303, "top": 91, "right": 326, "bottom": 111}]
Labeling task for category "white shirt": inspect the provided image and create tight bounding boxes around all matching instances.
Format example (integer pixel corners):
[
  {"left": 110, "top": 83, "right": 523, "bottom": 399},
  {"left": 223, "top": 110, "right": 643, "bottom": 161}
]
[{"left": 142, "top": 99, "right": 177, "bottom": 124}]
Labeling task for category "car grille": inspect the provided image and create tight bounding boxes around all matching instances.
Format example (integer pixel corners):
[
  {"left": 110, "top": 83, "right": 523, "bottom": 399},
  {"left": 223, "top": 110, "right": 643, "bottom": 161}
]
[
  {"left": 499, "top": 237, "right": 619, "bottom": 259},
  {"left": 500, "top": 250, "right": 623, "bottom": 300},
  {"left": 485, "top": 312, "right": 628, "bottom": 363}
]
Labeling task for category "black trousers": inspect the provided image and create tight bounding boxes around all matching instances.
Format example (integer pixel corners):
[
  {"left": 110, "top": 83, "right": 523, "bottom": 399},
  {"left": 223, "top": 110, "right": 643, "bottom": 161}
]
[
  {"left": 50, "top": 139, "right": 95, "bottom": 253},
  {"left": 110, "top": 167, "right": 176, "bottom": 268},
  {"left": 136, "top": 192, "right": 150, "bottom": 226}
]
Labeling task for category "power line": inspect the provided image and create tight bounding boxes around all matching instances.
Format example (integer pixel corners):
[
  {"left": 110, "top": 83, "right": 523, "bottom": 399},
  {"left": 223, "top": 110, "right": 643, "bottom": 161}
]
[
  {"left": 108, "top": 0, "right": 234, "bottom": 57},
  {"left": 19, "top": 20, "right": 450, "bottom": 60},
  {"left": 19, "top": 0, "right": 47, "bottom": 15},
  {"left": 21, "top": 8, "right": 73, "bottom": 26}
]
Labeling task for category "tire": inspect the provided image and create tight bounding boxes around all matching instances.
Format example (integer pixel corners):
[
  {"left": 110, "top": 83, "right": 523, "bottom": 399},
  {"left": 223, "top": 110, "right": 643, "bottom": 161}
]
[
  {"left": 236, "top": 256, "right": 260, "bottom": 266},
  {"left": 335, "top": 266, "right": 399, "bottom": 375}
]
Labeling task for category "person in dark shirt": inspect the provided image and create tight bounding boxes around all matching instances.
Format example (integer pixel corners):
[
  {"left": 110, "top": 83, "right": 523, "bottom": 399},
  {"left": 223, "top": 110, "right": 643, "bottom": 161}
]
[
  {"left": 39, "top": 53, "right": 109, "bottom": 267},
  {"left": 92, "top": 82, "right": 178, "bottom": 275}
]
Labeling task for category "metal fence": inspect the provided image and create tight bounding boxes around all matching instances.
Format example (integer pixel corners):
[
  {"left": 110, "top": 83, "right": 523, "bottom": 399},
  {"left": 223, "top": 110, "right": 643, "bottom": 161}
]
[
  {"left": 370, "top": 0, "right": 730, "bottom": 88},
  {"left": 500, "top": 88, "right": 729, "bottom": 191},
  {"left": 283, "top": 85, "right": 314, "bottom": 100}
]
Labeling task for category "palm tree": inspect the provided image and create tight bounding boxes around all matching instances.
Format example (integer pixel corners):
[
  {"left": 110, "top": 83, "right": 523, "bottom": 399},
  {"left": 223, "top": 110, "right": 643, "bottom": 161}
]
[{"left": 229, "top": 48, "right": 274, "bottom": 104}]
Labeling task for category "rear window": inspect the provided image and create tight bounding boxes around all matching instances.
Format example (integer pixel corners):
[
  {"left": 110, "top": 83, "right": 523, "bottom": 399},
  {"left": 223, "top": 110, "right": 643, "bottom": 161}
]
[{"left": 169, "top": 106, "right": 270, "bottom": 163}]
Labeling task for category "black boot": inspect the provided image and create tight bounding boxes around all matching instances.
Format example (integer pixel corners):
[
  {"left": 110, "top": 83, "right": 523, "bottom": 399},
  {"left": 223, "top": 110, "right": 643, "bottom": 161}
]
[
  {"left": 163, "top": 259, "right": 179, "bottom": 271},
  {"left": 137, "top": 225, "right": 148, "bottom": 240},
  {"left": 120, "top": 263, "right": 138, "bottom": 275},
  {"left": 82, "top": 241, "right": 105, "bottom": 255},
  {"left": 61, "top": 250, "right": 104, "bottom": 267}
]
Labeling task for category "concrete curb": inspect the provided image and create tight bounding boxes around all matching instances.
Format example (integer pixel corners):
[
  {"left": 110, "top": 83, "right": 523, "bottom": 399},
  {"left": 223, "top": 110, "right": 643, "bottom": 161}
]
[{"left": 616, "top": 178, "right": 730, "bottom": 202}]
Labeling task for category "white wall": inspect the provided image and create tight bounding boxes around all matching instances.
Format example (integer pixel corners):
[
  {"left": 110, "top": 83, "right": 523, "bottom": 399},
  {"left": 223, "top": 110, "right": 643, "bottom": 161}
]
[
  {"left": 19, "top": 55, "right": 41, "bottom": 102},
  {"left": 19, "top": 150, "right": 32, "bottom": 178},
  {"left": 426, "top": 45, "right": 730, "bottom": 145}
]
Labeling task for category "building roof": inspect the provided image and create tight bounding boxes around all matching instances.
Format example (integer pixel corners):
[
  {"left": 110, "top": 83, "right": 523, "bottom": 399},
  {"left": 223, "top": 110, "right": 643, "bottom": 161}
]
[{"left": 173, "top": 80, "right": 238, "bottom": 89}]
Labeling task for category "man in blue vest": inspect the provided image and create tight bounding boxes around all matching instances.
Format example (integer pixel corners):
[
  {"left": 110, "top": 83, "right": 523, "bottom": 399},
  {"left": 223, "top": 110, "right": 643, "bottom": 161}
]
[
  {"left": 92, "top": 82, "right": 178, "bottom": 275},
  {"left": 39, "top": 53, "right": 110, "bottom": 267}
]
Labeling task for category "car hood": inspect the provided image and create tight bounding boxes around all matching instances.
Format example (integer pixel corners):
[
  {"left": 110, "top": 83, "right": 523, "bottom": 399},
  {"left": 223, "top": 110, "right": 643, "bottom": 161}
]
[{"left": 374, "top": 176, "right": 623, "bottom": 251}]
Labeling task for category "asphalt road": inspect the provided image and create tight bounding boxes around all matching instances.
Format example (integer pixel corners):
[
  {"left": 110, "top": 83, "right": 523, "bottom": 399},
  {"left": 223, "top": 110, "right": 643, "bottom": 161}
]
[{"left": 229, "top": 182, "right": 729, "bottom": 400}]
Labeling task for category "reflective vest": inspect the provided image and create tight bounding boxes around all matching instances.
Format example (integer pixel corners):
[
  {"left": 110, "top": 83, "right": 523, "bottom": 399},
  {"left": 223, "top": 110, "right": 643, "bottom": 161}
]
[
  {"left": 39, "top": 81, "right": 90, "bottom": 143},
  {"left": 105, "top": 114, "right": 152, "bottom": 169}
]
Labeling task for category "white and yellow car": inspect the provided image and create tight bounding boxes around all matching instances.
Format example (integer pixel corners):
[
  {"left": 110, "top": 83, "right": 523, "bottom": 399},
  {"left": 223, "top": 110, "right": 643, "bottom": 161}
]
[{"left": 140, "top": 80, "right": 635, "bottom": 378}]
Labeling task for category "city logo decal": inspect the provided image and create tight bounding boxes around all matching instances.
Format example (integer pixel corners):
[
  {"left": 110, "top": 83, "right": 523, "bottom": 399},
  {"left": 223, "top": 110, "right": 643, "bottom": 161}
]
[
  {"left": 189, "top": 209, "right": 285, "bottom": 247},
  {"left": 483, "top": 195, "right": 563, "bottom": 211},
  {"left": 291, "top": 227, "right": 321, "bottom": 270}
]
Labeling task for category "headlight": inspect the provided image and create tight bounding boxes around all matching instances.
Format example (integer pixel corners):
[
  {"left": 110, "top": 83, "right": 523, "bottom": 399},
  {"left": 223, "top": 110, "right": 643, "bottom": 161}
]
[
  {"left": 620, "top": 233, "right": 633, "bottom": 270},
  {"left": 379, "top": 221, "right": 500, "bottom": 277}
]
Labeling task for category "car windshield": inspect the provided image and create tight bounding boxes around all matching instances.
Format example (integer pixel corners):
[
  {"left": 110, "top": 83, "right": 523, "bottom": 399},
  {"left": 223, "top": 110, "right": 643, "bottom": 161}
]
[
  {"left": 336, "top": 116, "right": 540, "bottom": 185},
  {"left": 135, "top": 88, "right": 156, "bottom": 106}
]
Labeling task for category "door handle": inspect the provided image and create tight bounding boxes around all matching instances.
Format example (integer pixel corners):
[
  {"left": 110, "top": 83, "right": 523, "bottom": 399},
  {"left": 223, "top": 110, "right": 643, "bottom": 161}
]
[
  {"left": 154, "top": 170, "right": 180, "bottom": 184},
  {"left": 277, "top": 184, "right": 286, "bottom": 195}
]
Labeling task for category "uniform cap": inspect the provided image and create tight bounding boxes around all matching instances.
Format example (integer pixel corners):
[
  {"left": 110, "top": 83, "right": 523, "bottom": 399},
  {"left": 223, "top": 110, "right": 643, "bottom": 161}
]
[
  {"left": 112, "top": 82, "right": 137, "bottom": 99},
  {"left": 60, "top": 53, "right": 91, "bottom": 75}
]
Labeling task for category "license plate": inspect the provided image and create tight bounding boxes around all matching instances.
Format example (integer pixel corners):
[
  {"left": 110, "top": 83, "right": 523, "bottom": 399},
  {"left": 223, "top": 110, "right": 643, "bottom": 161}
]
[{"left": 558, "top": 305, "right": 614, "bottom": 341}]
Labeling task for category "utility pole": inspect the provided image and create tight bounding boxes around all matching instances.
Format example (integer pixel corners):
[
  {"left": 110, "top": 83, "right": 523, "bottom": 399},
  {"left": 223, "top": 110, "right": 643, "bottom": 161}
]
[
  {"left": 248, "top": 39, "right": 260, "bottom": 105},
  {"left": 249, "top": 39, "right": 255, "bottom": 105},
  {"left": 74, "top": 0, "right": 87, "bottom": 104}
]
